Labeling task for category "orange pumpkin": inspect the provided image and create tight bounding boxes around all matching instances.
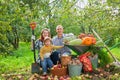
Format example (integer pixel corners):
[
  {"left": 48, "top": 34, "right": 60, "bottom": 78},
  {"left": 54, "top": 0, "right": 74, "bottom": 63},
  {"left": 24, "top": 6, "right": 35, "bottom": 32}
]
[{"left": 82, "top": 37, "right": 93, "bottom": 46}]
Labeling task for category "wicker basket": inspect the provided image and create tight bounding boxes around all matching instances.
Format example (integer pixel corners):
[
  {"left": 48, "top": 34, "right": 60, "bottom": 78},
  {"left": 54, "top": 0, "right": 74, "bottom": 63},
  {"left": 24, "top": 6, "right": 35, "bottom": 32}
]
[
  {"left": 61, "top": 56, "right": 71, "bottom": 66},
  {"left": 50, "top": 67, "right": 67, "bottom": 77}
]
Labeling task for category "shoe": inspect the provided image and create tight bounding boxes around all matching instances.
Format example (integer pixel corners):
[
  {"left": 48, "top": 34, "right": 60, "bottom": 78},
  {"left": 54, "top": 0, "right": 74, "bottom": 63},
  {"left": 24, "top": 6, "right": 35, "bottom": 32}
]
[{"left": 43, "top": 72, "right": 47, "bottom": 75}]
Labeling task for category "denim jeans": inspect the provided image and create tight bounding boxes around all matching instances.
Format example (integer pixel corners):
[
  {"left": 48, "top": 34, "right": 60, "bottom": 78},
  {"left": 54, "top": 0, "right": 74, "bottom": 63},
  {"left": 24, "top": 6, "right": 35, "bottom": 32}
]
[
  {"left": 41, "top": 57, "right": 53, "bottom": 73},
  {"left": 50, "top": 51, "right": 61, "bottom": 65}
]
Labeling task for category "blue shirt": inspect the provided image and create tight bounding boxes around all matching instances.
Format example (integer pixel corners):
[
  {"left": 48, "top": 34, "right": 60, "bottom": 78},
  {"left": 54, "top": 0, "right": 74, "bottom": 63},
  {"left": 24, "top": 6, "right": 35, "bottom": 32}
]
[{"left": 52, "top": 34, "right": 71, "bottom": 55}]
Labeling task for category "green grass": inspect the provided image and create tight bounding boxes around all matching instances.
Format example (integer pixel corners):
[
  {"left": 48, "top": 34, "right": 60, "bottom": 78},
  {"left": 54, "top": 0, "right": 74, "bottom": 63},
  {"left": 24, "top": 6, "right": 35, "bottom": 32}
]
[{"left": 0, "top": 42, "right": 34, "bottom": 75}]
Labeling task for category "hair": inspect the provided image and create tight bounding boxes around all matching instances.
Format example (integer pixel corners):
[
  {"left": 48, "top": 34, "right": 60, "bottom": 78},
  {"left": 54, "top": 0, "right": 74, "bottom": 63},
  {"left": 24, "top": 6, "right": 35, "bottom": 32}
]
[
  {"left": 40, "top": 28, "right": 51, "bottom": 42},
  {"left": 56, "top": 25, "right": 63, "bottom": 30},
  {"left": 43, "top": 37, "right": 52, "bottom": 43}
]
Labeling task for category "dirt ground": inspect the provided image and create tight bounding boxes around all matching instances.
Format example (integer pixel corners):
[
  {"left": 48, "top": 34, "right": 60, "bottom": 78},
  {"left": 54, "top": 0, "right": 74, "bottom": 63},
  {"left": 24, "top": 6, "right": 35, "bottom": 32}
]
[{"left": 1, "top": 63, "right": 120, "bottom": 80}]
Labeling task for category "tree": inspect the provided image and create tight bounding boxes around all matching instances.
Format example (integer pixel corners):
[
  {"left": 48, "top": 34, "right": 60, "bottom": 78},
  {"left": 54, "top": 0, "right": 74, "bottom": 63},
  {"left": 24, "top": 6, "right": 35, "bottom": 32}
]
[
  {"left": 0, "top": 0, "right": 120, "bottom": 55},
  {"left": 0, "top": 21, "right": 13, "bottom": 55}
]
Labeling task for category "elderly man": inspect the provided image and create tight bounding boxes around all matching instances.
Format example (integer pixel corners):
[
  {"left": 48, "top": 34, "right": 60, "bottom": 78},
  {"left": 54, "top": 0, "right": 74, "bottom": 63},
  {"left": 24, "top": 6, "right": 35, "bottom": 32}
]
[{"left": 50, "top": 25, "right": 71, "bottom": 64}]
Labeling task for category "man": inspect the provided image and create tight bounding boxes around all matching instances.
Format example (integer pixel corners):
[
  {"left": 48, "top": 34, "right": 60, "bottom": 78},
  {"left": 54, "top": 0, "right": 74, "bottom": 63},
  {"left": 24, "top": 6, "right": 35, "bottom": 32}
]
[{"left": 50, "top": 25, "right": 71, "bottom": 64}]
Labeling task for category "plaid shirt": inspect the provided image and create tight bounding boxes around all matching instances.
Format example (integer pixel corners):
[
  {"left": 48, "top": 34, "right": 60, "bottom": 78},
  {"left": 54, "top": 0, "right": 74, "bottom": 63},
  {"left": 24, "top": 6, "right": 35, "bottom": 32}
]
[{"left": 35, "top": 39, "right": 43, "bottom": 53}]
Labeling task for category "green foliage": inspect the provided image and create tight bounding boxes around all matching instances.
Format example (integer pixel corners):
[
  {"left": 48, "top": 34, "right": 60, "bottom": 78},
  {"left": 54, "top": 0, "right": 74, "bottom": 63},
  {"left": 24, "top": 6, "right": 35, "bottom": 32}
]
[
  {"left": 0, "top": 0, "right": 120, "bottom": 48},
  {"left": 0, "top": 21, "right": 13, "bottom": 55},
  {"left": 107, "top": 0, "right": 120, "bottom": 8},
  {"left": 92, "top": 47, "right": 112, "bottom": 67},
  {"left": 110, "top": 47, "right": 120, "bottom": 61},
  {"left": 80, "top": 1, "right": 120, "bottom": 46}
]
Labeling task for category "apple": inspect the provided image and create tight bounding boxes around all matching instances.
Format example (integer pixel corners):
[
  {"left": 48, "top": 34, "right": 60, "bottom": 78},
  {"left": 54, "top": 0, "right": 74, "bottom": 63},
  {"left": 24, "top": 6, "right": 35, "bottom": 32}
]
[{"left": 59, "top": 76, "right": 64, "bottom": 80}]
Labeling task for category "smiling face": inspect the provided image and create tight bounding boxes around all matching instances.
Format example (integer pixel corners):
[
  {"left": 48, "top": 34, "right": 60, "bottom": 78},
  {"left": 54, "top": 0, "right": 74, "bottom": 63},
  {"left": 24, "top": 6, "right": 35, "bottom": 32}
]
[
  {"left": 56, "top": 25, "right": 64, "bottom": 37},
  {"left": 41, "top": 28, "right": 51, "bottom": 41},
  {"left": 44, "top": 39, "right": 51, "bottom": 46},
  {"left": 42, "top": 30, "right": 49, "bottom": 38}
]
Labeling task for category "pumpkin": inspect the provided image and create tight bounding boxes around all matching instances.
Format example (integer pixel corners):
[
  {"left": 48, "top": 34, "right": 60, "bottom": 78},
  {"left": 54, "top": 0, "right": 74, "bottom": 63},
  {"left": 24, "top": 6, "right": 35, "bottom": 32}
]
[{"left": 82, "top": 37, "right": 93, "bottom": 46}]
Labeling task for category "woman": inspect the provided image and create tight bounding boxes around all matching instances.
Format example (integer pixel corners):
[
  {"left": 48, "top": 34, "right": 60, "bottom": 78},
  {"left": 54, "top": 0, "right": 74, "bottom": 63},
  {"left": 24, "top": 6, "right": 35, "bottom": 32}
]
[{"left": 31, "top": 28, "right": 51, "bottom": 65}]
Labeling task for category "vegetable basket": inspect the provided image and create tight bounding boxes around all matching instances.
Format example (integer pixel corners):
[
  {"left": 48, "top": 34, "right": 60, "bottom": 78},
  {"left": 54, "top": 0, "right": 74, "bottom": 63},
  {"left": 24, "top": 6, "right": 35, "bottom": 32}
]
[
  {"left": 61, "top": 56, "right": 72, "bottom": 66},
  {"left": 50, "top": 67, "right": 68, "bottom": 77}
]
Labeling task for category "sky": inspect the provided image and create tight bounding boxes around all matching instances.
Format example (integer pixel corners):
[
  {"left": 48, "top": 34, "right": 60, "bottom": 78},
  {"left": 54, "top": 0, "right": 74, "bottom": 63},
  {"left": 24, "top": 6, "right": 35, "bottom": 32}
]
[{"left": 76, "top": 0, "right": 88, "bottom": 8}]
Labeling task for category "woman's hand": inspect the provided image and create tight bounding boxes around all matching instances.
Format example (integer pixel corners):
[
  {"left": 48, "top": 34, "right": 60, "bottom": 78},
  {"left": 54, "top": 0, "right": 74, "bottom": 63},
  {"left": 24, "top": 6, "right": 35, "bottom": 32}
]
[{"left": 41, "top": 58, "right": 44, "bottom": 61}]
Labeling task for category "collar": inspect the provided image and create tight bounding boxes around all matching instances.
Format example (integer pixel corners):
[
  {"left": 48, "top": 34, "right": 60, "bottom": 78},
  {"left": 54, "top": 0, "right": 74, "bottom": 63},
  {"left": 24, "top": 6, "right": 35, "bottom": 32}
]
[{"left": 56, "top": 34, "right": 65, "bottom": 39}]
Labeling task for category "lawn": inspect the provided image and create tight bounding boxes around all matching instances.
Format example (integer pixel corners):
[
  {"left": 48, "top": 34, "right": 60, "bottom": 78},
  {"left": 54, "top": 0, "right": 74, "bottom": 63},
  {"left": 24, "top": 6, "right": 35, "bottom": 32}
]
[
  {"left": 0, "top": 42, "right": 33, "bottom": 79},
  {"left": 0, "top": 42, "right": 120, "bottom": 79}
]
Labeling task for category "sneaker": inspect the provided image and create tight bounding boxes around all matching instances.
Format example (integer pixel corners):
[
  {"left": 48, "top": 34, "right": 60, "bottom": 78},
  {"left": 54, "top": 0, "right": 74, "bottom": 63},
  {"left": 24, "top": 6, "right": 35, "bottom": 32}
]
[{"left": 43, "top": 72, "right": 47, "bottom": 75}]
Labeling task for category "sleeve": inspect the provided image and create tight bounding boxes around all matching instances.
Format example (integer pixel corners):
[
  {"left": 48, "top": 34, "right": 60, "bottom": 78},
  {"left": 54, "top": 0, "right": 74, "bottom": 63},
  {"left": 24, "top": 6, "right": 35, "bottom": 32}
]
[
  {"left": 52, "top": 36, "right": 58, "bottom": 45},
  {"left": 35, "top": 40, "right": 39, "bottom": 49},
  {"left": 52, "top": 45, "right": 63, "bottom": 49},
  {"left": 52, "top": 37, "right": 55, "bottom": 45},
  {"left": 31, "top": 39, "right": 39, "bottom": 51},
  {"left": 40, "top": 47, "right": 44, "bottom": 60}
]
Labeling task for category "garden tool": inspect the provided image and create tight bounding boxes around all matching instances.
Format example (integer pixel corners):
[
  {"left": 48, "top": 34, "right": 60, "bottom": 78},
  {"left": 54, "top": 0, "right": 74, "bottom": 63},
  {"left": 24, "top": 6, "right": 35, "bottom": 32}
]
[
  {"left": 30, "top": 22, "right": 40, "bottom": 73},
  {"left": 92, "top": 29, "right": 120, "bottom": 67}
]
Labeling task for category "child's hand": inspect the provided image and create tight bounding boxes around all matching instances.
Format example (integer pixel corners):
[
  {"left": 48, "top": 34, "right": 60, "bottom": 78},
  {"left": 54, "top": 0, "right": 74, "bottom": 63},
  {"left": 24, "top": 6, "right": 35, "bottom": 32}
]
[{"left": 41, "top": 58, "right": 44, "bottom": 61}]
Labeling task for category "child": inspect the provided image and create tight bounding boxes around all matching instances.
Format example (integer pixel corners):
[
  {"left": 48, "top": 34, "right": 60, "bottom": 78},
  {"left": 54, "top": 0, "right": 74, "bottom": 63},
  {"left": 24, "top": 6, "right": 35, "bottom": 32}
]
[{"left": 40, "top": 37, "right": 63, "bottom": 75}]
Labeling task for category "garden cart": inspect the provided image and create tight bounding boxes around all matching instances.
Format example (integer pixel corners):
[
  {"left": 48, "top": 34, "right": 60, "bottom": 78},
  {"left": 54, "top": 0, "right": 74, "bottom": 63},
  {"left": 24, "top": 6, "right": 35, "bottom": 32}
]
[{"left": 65, "top": 45, "right": 90, "bottom": 55}]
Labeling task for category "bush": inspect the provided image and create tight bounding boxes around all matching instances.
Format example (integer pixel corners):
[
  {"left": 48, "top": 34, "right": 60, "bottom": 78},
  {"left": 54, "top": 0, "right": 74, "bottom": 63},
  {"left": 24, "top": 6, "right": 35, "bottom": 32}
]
[{"left": 0, "top": 21, "right": 14, "bottom": 55}]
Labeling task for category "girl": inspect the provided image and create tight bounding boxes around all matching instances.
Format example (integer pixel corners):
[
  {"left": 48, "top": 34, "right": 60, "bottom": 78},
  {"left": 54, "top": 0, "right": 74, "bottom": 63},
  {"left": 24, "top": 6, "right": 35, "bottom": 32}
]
[{"left": 40, "top": 37, "right": 63, "bottom": 75}]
